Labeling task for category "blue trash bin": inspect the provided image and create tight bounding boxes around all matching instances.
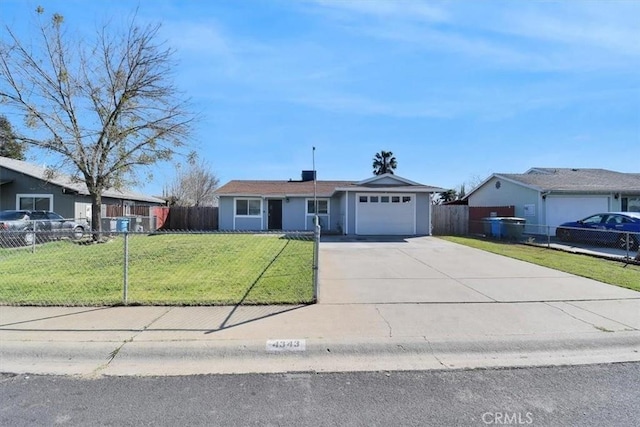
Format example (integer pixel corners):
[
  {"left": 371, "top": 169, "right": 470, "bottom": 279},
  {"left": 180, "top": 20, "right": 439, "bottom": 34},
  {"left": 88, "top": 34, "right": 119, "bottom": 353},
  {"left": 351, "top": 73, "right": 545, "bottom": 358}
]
[
  {"left": 116, "top": 217, "right": 130, "bottom": 232},
  {"left": 483, "top": 217, "right": 502, "bottom": 238}
]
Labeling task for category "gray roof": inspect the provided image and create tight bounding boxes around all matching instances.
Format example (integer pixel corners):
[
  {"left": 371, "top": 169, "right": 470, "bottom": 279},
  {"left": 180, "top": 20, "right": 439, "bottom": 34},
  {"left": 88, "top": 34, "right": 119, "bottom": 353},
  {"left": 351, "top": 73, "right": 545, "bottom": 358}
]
[
  {"left": 500, "top": 168, "right": 640, "bottom": 193},
  {"left": 0, "top": 156, "right": 165, "bottom": 204}
]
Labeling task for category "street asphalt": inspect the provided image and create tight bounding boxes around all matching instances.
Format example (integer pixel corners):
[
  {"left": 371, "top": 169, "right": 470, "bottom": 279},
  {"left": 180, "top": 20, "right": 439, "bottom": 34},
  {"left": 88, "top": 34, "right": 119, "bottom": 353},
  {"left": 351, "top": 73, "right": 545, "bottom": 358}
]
[{"left": 1, "top": 237, "right": 638, "bottom": 376}]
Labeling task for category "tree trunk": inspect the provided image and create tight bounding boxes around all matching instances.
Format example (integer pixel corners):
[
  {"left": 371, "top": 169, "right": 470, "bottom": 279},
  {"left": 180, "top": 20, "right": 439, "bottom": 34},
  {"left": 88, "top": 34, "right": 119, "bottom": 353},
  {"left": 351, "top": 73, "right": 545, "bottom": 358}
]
[{"left": 90, "top": 191, "right": 102, "bottom": 241}]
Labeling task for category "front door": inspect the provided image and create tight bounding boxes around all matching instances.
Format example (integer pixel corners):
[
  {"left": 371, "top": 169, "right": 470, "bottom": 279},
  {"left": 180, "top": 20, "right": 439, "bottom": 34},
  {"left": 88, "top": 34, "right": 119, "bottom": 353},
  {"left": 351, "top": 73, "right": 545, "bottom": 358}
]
[{"left": 268, "top": 199, "right": 283, "bottom": 230}]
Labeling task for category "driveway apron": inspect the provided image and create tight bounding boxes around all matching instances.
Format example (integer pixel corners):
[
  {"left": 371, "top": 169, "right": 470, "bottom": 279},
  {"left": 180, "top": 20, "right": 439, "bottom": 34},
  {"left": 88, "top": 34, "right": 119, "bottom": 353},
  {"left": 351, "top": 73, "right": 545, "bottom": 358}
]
[{"left": 318, "top": 236, "right": 640, "bottom": 304}]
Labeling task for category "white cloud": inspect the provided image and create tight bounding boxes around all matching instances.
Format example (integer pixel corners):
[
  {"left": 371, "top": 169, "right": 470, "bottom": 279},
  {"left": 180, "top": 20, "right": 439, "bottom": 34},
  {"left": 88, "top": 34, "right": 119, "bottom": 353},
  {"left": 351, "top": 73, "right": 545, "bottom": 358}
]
[
  {"left": 308, "top": 0, "right": 448, "bottom": 23},
  {"left": 305, "top": 0, "right": 640, "bottom": 72},
  {"left": 499, "top": 4, "right": 640, "bottom": 57}
]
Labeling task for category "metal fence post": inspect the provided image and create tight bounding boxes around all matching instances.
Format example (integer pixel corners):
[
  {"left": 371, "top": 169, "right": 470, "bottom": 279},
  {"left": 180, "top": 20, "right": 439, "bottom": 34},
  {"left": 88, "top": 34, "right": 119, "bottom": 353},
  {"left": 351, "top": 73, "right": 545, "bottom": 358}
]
[
  {"left": 31, "top": 222, "right": 36, "bottom": 253},
  {"left": 625, "top": 232, "right": 630, "bottom": 259},
  {"left": 547, "top": 225, "right": 551, "bottom": 248},
  {"left": 313, "top": 219, "right": 321, "bottom": 303},
  {"left": 123, "top": 231, "right": 129, "bottom": 305}
]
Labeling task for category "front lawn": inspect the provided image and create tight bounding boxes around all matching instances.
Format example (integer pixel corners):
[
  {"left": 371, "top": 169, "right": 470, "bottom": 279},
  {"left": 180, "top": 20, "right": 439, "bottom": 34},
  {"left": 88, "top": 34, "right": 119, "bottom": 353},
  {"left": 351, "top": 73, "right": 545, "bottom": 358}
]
[
  {"left": 0, "top": 233, "right": 315, "bottom": 306},
  {"left": 439, "top": 236, "right": 640, "bottom": 292}
]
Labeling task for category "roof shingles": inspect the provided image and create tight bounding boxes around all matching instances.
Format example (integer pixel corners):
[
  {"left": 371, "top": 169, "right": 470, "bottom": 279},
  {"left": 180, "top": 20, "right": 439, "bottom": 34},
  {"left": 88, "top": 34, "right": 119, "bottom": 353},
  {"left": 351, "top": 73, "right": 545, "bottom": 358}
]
[
  {"left": 215, "top": 180, "right": 355, "bottom": 197},
  {"left": 501, "top": 168, "right": 640, "bottom": 192}
]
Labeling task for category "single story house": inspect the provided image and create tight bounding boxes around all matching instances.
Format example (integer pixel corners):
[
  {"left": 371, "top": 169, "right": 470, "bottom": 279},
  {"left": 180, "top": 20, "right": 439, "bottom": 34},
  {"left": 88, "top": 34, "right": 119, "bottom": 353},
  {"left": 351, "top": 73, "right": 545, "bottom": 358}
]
[
  {"left": 0, "top": 156, "right": 165, "bottom": 223},
  {"left": 465, "top": 168, "right": 640, "bottom": 230},
  {"left": 215, "top": 171, "right": 444, "bottom": 235}
]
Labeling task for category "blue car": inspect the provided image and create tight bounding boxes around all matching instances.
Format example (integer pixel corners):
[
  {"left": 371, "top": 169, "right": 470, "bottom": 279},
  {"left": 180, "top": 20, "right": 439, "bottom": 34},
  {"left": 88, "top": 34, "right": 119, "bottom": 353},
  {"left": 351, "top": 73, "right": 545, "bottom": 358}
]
[{"left": 556, "top": 212, "right": 640, "bottom": 250}]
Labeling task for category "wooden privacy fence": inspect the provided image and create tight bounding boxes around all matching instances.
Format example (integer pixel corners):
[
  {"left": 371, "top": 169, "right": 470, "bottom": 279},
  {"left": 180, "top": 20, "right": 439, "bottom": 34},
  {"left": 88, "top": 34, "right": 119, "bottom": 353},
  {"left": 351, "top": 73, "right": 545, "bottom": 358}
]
[
  {"left": 431, "top": 205, "right": 515, "bottom": 236},
  {"left": 156, "top": 206, "right": 219, "bottom": 230},
  {"left": 432, "top": 205, "right": 469, "bottom": 235}
]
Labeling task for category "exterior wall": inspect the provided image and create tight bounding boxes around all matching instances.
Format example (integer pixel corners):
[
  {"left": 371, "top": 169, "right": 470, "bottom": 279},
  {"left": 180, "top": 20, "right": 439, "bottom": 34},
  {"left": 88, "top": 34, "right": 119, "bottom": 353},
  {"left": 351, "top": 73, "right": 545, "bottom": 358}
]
[
  {"left": 282, "top": 197, "right": 306, "bottom": 230},
  {"left": 468, "top": 177, "right": 540, "bottom": 225},
  {"left": 234, "top": 216, "right": 262, "bottom": 230},
  {"left": 1, "top": 167, "right": 163, "bottom": 223},
  {"left": 218, "top": 196, "right": 235, "bottom": 230},
  {"left": 219, "top": 196, "right": 344, "bottom": 232},
  {"left": 415, "top": 193, "right": 432, "bottom": 235},
  {"left": 346, "top": 192, "right": 357, "bottom": 235},
  {"left": 368, "top": 176, "right": 406, "bottom": 185},
  {"left": 225, "top": 196, "right": 263, "bottom": 231},
  {"left": 303, "top": 196, "right": 338, "bottom": 231},
  {"left": 0, "top": 168, "right": 81, "bottom": 218},
  {"left": 337, "top": 193, "right": 347, "bottom": 234}
]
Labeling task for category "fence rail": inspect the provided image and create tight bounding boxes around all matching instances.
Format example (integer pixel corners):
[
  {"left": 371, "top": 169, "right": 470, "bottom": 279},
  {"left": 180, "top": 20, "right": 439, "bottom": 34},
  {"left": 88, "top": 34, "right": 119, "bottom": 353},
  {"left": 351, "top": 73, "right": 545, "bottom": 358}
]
[{"left": 0, "top": 230, "right": 318, "bottom": 306}]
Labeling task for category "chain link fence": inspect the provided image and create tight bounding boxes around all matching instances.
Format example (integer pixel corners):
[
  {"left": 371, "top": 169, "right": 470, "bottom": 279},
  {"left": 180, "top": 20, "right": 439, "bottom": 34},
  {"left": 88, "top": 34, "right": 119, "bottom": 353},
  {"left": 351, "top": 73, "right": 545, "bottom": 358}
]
[
  {"left": 470, "top": 219, "right": 640, "bottom": 261},
  {"left": 0, "top": 229, "right": 318, "bottom": 306}
]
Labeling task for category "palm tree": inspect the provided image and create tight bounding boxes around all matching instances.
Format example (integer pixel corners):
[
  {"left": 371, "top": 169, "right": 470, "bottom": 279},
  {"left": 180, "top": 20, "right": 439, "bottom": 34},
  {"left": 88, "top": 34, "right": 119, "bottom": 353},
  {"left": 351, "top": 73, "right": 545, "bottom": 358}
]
[{"left": 372, "top": 150, "right": 398, "bottom": 175}]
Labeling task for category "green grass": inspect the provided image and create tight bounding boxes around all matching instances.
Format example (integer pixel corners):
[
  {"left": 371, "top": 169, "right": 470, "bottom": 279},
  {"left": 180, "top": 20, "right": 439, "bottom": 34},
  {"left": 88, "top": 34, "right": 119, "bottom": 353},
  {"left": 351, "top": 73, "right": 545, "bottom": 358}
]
[
  {"left": 439, "top": 236, "right": 640, "bottom": 292},
  {"left": 0, "top": 234, "right": 314, "bottom": 306}
]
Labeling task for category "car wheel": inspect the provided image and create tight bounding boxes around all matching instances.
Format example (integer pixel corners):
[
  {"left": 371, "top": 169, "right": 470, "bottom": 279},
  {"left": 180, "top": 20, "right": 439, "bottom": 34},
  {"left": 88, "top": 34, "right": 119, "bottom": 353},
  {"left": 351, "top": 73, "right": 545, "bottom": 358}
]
[
  {"left": 72, "top": 226, "right": 85, "bottom": 240},
  {"left": 23, "top": 229, "right": 35, "bottom": 246},
  {"left": 617, "top": 234, "right": 638, "bottom": 250}
]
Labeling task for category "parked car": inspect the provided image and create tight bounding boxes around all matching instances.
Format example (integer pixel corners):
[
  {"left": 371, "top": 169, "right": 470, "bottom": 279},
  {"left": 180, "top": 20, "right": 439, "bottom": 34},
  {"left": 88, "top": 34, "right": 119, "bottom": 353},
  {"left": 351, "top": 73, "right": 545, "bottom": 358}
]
[
  {"left": 556, "top": 212, "right": 640, "bottom": 250},
  {"left": 0, "top": 210, "right": 87, "bottom": 246}
]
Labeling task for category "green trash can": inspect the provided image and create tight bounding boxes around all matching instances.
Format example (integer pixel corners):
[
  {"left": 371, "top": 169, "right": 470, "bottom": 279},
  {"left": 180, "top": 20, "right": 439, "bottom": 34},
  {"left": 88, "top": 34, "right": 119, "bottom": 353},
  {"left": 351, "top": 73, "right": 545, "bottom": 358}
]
[{"left": 502, "top": 217, "right": 526, "bottom": 240}]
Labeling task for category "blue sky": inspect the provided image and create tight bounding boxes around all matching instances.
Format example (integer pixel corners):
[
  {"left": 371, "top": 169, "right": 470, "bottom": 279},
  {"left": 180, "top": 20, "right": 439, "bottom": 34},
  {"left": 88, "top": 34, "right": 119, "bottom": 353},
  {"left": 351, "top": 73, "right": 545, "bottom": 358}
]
[{"left": 2, "top": 0, "right": 639, "bottom": 195}]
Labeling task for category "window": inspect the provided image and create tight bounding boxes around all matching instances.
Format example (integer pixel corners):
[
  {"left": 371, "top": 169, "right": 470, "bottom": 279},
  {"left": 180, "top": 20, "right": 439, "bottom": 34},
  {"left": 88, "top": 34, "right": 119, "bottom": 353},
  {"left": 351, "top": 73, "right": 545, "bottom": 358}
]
[
  {"left": 391, "top": 196, "right": 400, "bottom": 203},
  {"left": 307, "top": 199, "right": 329, "bottom": 215},
  {"left": 17, "top": 194, "right": 52, "bottom": 211},
  {"left": 235, "top": 199, "right": 261, "bottom": 216},
  {"left": 402, "top": 196, "right": 412, "bottom": 203},
  {"left": 622, "top": 197, "right": 640, "bottom": 212},
  {"left": 370, "top": 196, "right": 379, "bottom": 203},
  {"left": 381, "top": 196, "right": 389, "bottom": 203},
  {"left": 359, "top": 196, "right": 368, "bottom": 203}
]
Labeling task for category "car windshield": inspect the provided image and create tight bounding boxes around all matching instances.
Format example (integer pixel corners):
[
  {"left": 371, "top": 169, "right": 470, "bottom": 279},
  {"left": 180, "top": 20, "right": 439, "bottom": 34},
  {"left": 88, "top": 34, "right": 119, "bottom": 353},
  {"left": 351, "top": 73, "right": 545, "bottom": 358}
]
[{"left": 0, "top": 211, "right": 27, "bottom": 220}]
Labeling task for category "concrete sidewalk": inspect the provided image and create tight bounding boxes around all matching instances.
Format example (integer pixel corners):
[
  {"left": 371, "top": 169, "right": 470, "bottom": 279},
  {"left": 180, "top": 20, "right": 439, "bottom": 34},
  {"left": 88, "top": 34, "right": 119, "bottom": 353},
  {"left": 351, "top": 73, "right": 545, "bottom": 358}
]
[{"left": 1, "top": 237, "right": 639, "bottom": 376}]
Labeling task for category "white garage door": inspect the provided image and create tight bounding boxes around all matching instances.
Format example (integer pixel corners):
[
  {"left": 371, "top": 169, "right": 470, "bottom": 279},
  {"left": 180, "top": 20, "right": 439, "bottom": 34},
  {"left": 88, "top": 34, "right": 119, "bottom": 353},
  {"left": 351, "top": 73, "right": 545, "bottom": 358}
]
[
  {"left": 546, "top": 196, "right": 609, "bottom": 232},
  {"left": 356, "top": 193, "right": 415, "bottom": 235}
]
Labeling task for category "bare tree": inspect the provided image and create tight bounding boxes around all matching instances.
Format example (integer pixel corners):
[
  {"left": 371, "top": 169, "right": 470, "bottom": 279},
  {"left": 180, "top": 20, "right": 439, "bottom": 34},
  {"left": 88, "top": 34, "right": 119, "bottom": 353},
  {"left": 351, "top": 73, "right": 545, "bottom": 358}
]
[
  {"left": 166, "top": 160, "right": 219, "bottom": 207},
  {"left": 0, "top": 8, "right": 193, "bottom": 239}
]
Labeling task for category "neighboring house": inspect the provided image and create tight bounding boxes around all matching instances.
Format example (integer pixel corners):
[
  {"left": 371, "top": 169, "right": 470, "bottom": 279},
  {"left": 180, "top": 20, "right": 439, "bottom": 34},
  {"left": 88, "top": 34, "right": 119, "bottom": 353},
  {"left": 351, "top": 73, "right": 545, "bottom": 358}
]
[
  {"left": 215, "top": 171, "right": 444, "bottom": 235},
  {"left": 465, "top": 168, "right": 640, "bottom": 231},
  {"left": 0, "top": 156, "right": 165, "bottom": 223}
]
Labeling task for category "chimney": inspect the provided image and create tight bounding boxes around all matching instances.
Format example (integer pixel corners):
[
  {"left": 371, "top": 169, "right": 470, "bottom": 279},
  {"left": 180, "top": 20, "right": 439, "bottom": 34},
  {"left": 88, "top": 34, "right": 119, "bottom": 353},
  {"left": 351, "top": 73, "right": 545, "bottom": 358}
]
[{"left": 301, "top": 170, "right": 316, "bottom": 182}]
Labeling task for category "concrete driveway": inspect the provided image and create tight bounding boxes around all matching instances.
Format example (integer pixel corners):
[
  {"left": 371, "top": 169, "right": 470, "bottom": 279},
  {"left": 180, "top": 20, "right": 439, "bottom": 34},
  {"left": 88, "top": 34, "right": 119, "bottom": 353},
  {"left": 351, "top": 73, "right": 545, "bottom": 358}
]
[{"left": 319, "top": 236, "right": 639, "bottom": 304}]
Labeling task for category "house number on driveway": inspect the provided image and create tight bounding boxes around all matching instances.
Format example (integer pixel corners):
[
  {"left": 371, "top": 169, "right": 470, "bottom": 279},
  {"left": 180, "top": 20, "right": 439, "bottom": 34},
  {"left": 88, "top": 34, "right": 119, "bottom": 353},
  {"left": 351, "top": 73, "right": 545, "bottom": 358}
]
[{"left": 266, "top": 339, "right": 306, "bottom": 352}]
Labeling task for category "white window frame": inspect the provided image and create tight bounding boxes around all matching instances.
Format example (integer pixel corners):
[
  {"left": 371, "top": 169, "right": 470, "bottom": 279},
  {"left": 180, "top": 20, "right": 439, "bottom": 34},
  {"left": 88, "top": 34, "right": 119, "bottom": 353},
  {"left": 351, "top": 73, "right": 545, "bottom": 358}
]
[
  {"left": 306, "top": 198, "right": 330, "bottom": 215},
  {"left": 234, "top": 198, "right": 262, "bottom": 217},
  {"left": 16, "top": 194, "right": 53, "bottom": 211}
]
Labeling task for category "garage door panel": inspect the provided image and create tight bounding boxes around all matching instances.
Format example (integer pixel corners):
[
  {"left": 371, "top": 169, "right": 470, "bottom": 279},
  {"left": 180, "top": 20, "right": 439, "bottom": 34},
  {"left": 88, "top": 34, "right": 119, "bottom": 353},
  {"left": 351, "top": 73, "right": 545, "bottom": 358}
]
[
  {"left": 356, "top": 193, "right": 415, "bottom": 235},
  {"left": 546, "top": 197, "right": 609, "bottom": 232}
]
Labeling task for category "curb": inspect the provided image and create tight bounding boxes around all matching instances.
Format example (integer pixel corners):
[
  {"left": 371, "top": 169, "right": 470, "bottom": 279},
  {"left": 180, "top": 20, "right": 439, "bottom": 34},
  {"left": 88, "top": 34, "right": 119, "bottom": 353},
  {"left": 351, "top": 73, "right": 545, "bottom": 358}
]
[{"left": 2, "top": 333, "right": 639, "bottom": 377}]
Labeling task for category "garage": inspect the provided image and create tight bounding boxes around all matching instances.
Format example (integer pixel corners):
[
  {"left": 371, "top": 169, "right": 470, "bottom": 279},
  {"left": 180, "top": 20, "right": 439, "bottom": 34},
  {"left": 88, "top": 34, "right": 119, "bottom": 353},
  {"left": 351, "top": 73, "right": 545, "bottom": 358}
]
[
  {"left": 356, "top": 193, "right": 415, "bottom": 235},
  {"left": 546, "top": 196, "right": 609, "bottom": 231}
]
